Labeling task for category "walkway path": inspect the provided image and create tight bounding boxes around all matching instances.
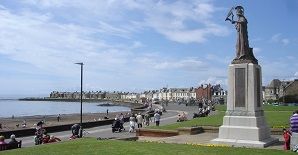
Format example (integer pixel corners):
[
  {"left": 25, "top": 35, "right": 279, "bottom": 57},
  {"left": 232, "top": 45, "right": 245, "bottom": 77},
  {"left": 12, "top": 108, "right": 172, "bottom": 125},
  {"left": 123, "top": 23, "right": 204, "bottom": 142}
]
[{"left": 19, "top": 103, "right": 185, "bottom": 147}]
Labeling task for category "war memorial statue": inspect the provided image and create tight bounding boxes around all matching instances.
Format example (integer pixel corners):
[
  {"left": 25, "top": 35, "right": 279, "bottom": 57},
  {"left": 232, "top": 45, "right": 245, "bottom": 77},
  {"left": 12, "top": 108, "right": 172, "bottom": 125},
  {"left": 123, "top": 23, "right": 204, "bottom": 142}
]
[
  {"left": 225, "top": 6, "right": 258, "bottom": 64},
  {"left": 211, "top": 6, "right": 278, "bottom": 147}
]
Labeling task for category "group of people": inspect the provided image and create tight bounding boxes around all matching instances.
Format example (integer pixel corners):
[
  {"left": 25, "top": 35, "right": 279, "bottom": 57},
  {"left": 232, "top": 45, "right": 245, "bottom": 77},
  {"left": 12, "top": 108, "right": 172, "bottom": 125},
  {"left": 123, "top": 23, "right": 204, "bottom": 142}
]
[
  {"left": 0, "top": 134, "right": 20, "bottom": 150},
  {"left": 128, "top": 113, "right": 144, "bottom": 133},
  {"left": 177, "top": 112, "right": 187, "bottom": 122},
  {"left": 34, "top": 120, "right": 61, "bottom": 145},
  {"left": 192, "top": 100, "right": 214, "bottom": 119},
  {"left": 128, "top": 111, "right": 161, "bottom": 133}
]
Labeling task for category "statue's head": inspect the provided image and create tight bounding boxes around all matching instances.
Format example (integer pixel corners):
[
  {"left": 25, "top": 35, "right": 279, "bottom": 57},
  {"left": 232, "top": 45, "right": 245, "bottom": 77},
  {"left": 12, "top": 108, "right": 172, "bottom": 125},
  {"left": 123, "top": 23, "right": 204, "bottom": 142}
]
[{"left": 235, "top": 6, "right": 244, "bottom": 16}]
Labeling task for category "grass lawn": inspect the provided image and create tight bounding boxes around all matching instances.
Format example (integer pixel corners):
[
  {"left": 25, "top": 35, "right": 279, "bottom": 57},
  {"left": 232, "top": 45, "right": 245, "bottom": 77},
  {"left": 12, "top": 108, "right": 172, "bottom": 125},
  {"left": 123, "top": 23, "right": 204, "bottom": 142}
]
[
  {"left": 0, "top": 138, "right": 295, "bottom": 155},
  {"left": 150, "top": 111, "right": 225, "bottom": 130},
  {"left": 266, "top": 111, "right": 292, "bottom": 129},
  {"left": 149, "top": 104, "right": 295, "bottom": 130}
]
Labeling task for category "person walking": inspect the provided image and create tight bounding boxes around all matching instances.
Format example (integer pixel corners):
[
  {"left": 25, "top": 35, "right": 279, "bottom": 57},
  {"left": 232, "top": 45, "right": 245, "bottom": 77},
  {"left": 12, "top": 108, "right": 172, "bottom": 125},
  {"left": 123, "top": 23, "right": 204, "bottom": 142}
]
[
  {"left": 136, "top": 113, "right": 143, "bottom": 128},
  {"left": 144, "top": 113, "right": 150, "bottom": 126},
  {"left": 129, "top": 116, "right": 136, "bottom": 133},
  {"left": 57, "top": 114, "right": 61, "bottom": 122},
  {"left": 154, "top": 112, "right": 161, "bottom": 126}
]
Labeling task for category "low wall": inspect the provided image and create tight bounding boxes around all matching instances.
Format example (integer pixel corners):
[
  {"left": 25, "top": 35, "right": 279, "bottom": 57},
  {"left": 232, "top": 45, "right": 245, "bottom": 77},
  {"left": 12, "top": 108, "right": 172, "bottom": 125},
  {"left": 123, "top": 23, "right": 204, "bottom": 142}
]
[
  {"left": 201, "top": 126, "right": 219, "bottom": 133},
  {"left": 136, "top": 129, "right": 178, "bottom": 137},
  {"left": 177, "top": 127, "right": 203, "bottom": 135},
  {"left": 136, "top": 126, "right": 282, "bottom": 138}
]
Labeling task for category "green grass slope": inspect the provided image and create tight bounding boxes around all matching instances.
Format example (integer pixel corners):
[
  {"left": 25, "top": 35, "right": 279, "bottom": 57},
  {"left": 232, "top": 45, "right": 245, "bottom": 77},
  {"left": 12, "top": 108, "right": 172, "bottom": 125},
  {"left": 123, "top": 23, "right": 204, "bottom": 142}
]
[{"left": 0, "top": 138, "right": 295, "bottom": 155}]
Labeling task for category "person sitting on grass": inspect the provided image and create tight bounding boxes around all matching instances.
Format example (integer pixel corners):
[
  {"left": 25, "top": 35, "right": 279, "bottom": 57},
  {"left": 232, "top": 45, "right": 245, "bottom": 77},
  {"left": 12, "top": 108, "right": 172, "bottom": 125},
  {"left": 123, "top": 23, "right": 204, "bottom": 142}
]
[
  {"left": 42, "top": 132, "right": 50, "bottom": 144},
  {"left": 69, "top": 134, "right": 79, "bottom": 140},
  {"left": 48, "top": 135, "right": 61, "bottom": 143}
]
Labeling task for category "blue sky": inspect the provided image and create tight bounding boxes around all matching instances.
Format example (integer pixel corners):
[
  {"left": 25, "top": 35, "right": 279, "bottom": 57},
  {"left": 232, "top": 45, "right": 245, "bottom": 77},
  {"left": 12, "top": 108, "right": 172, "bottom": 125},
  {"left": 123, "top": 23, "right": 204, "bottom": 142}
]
[{"left": 0, "top": 0, "right": 297, "bottom": 97}]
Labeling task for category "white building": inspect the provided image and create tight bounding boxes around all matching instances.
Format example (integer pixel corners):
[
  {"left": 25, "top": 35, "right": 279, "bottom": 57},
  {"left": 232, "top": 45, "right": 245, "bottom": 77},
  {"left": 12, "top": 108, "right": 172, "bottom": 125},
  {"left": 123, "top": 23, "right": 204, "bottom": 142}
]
[{"left": 152, "top": 90, "right": 159, "bottom": 100}]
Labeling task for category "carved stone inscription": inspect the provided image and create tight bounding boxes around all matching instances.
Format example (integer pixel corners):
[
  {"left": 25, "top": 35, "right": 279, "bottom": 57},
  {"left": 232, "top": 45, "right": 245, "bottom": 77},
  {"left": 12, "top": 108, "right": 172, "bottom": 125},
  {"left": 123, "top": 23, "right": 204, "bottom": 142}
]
[
  {"left": 256, "top": 68, "right": 261, "bottom": 107},
  {"left": 235, "top": 68, "right": 245, "bottom": 107}
]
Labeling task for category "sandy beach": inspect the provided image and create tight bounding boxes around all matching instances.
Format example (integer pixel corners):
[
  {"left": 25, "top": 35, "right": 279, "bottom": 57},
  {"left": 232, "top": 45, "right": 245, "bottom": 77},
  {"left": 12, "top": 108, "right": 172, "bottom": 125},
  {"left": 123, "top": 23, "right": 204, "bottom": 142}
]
[{"left": 0, "top": 111, "right": 130, "bottom": 132}]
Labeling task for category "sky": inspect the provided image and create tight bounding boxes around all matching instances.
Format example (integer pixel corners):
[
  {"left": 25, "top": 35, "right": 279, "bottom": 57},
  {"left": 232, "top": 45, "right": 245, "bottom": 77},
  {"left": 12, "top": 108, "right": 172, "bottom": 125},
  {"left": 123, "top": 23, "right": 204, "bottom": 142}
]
[{"left": 0, "top": 0, "right": 297, "bottom": 97}]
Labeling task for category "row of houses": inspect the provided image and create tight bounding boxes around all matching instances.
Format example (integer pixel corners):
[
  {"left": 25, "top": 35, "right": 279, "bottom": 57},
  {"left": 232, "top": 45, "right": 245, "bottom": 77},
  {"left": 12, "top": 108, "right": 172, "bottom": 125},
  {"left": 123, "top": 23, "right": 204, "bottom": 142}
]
[
  {"left": 263, "top": 79, "right": 298, "bottom": 103},
  {"left": 49, "top": 84, "right": 227, "bottom": 102},
  {"left": 50, "top": 79, "right": 298, "bottom": 103}
]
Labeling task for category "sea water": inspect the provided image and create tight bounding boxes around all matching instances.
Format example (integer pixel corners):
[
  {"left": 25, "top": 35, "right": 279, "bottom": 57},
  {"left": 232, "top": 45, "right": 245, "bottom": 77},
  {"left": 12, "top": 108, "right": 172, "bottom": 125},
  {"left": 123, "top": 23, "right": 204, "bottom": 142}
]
[{"left": 0, "top": 99, "right": 130, "bottom": 117}]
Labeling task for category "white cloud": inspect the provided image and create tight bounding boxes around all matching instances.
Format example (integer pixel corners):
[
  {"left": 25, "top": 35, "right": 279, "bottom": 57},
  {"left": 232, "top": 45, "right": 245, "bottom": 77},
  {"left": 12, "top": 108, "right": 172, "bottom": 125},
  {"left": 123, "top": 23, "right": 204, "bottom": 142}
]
[
  {"left": 271, "top": 33, "right": 281, "bottom": 42},
  {"left": 131, "top": 41, "right": 144, "bottom": 49},
  {"left": 22, "top": 0, "right": 228, "bottom": 44},
  {"left": 142, "top": 1, "right": 228, "bottom": 43},
  {"left": 281, "top": 39, "right": 290, "bottom": 45},
  {"left": 199, "top": 77, "right": 227, "bottom": 88},
  {"left": 0, "top": 7, "right": 136, "bottom": 77},
  {"left": 0, "top": 1, "right": 233, "bottom": 94},
  {"left": 295, "top": 72, "right": 298, "bottom": 77},
  {"left": 97, "top": 21, "right": 132, "bottom": 38},
  {"left": 286, "top": 56, "right": 295, "bottom": 60},
  {"left": 154, "top": 58, "right": 206, "bottom": 70},
  {"left": 205, "top": 54, "right": 230, "bottom": 64},
  {"left": 134, "top": 55, "right": 207, "bottom": 71},
  {"left": 270, "top": 33, "right": 290, "bottom": 45},
  {"left": 261, "top": 58, "right": 298, "bottom": 85},
  {"left": 253, "top": 47, "right": 261, "bottom": 53}
]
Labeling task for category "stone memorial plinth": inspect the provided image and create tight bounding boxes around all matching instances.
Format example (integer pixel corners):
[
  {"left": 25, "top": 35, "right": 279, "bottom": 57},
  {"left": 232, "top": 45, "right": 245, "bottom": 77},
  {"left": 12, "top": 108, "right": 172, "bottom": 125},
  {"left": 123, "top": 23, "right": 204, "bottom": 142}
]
[
  {"left": 211, "top": 5, "right": 278, "bottom": 148},
  {"left": 212, "top": 63, "right": 278, "bottom": 147}
]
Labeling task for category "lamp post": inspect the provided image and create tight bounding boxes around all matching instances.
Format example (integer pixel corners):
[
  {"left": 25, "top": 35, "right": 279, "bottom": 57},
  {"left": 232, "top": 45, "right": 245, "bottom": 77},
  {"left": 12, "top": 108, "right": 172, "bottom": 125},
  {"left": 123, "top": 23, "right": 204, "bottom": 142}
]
[
  {"left": 75, "top": 62, "right": 83, "bottom": 138},
  {"left": 204, "top": 84, "right": 209, "bottom": 101}
]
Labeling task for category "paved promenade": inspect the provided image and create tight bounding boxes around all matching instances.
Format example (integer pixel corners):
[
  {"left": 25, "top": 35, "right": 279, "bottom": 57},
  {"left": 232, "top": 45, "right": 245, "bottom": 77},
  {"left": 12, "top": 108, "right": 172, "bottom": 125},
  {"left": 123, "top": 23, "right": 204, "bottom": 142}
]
[{"left": 17, "top": 103, "right": 181, "bottom": 147}]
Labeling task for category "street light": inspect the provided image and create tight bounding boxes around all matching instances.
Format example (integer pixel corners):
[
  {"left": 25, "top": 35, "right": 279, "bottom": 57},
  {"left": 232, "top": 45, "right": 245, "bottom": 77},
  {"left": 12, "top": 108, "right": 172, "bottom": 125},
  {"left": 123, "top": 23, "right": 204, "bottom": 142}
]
[
  {"left": 75, "top": 62, "right": 83, "bottom": 138},
  {"left": 204, "top": 84, "right": 209, "bottom": 101}
]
